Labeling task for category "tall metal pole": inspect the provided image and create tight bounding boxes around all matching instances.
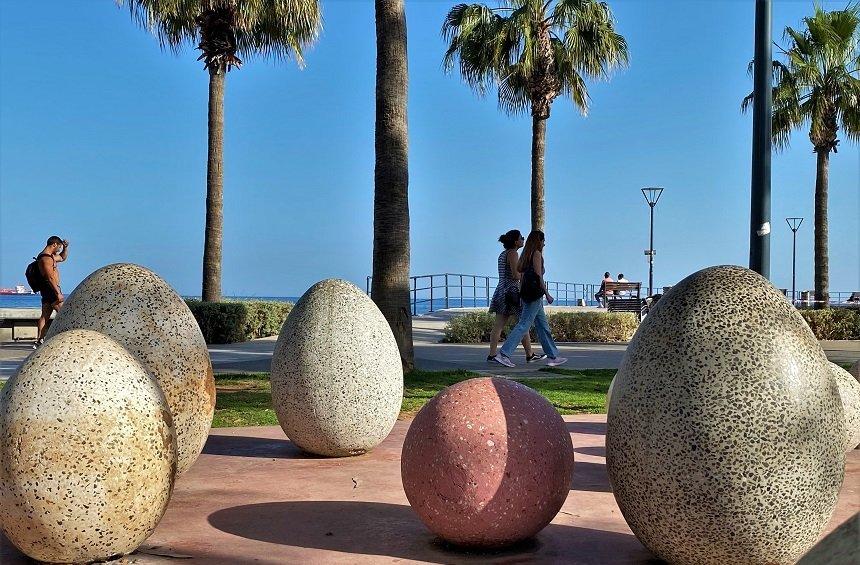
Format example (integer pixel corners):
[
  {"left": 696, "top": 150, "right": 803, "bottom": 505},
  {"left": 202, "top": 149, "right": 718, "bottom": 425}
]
[
  {"left": 791, "top": 229, "right": 797, "bottom": 305},
  {"left": 786, "top": 217, "right": 803, "bottom": 305},
  {"left": 648, "top": 204, "right": 655, "bottom": 296},
  {"left": 749, "top": 0, "right": 772, "bottom": 277}
]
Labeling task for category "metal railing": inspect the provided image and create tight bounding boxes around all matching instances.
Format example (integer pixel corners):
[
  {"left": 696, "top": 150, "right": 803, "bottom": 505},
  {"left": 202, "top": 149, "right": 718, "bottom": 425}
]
[
  {"left": 366, "top": 273, "right": 601, "bottom": 315},
  {"left": 365, "top": 274, "right": 858, "bottom": 315},
  {"left": 784, "top": 290, "right": 859, "bottom": 307}
]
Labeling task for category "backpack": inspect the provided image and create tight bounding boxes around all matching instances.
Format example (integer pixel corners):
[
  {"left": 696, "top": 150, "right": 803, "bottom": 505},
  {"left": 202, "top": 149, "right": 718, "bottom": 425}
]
[{"left": 25, "top": 254, "right": 51, "bottom": 293}]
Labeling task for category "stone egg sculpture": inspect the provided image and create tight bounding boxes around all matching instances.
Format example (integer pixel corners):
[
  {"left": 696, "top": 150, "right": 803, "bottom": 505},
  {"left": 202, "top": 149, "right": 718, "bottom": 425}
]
[
  {"left": 45, "top": 263, "right": 214, "bottom": 476},
  {"left": 401, "top": 377, "right": 573, "bottom": 548},
  {"left": 0, "top": 329, "right": 176, "bottom": 563},
  {"left": 829, "top": 362, "right": 860, "bottom": 451},
  {"left": 607, "top": 265, "right": 844, "bottom": 565},
  {"left": 271, "top": 279, "right": 402, "bottom": 457},
  {"left": 606, "top": 373, "right": 617, "bottom": 411}
]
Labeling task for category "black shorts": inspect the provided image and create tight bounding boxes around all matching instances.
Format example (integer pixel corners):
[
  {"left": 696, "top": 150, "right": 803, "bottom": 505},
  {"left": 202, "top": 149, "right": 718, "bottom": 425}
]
[{"left": 41, "top": 287, "right": 60, "bottom": 305}]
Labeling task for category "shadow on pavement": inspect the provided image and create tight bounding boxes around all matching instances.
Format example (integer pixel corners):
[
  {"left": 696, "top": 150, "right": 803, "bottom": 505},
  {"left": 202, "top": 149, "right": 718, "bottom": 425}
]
[
  {"left": 208, "top": 501, "right": 654, "bottom": 564},
  {"left": 202, "top": 435, "right": 321, "bottom": 460},
  {"left": 566, "top": 421, "right": 607, "bottom": 436},
  {"left": 575, "top": 445, "right": 607, "bottom": 458},
  {"left": 571, "top": 460, "right": 612, "bottom": 493}
]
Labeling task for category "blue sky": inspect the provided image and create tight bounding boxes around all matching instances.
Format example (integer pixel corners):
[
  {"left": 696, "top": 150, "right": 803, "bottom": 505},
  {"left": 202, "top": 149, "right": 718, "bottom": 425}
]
[{"left": 1, "top": 0, "right": 857, "bottom": 296}]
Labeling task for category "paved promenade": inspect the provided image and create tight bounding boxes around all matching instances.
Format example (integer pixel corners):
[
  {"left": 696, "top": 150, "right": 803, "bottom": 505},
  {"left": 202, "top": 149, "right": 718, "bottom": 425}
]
[
  {"left": 2, "top": 415, "right": 858, "bottom": 564},
  {"left": 1, "top": 309, "right": 858, "bottom": 380}
]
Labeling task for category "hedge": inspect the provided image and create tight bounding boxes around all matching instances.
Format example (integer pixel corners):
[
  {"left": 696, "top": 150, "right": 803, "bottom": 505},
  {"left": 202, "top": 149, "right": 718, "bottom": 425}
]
[
  {"left": 799, "top": 308, "right": 860, "bottom": 340},
  {"left": 184, "top": 299, "right": 293, "bottom": 344},
  {"left": 443, "top": 311, "right": 638, "bottom": 344}
]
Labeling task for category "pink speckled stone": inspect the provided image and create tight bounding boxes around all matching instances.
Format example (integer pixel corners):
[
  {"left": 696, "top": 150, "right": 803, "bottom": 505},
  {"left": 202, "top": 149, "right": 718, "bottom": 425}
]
[{"left": 401, "top": 377, "right": 573, "bottom": 548}]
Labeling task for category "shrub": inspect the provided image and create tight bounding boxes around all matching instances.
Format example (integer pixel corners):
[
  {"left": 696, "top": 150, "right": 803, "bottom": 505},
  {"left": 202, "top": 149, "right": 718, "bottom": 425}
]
[
  {"left": 185, "top": 299, "right": 293, "bottom": 344},
  {"left": 798, "top": 308, "right": 860, "bottom": 340},
  {"left": 547, "top": 311, "right": 638, "bottom": 342},
  {"left": 442, "top": 310, "right": 637, "bottom": 344}
]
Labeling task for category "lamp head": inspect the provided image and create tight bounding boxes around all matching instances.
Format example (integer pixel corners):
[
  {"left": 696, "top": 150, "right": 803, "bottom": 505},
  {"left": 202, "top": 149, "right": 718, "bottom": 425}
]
[{"left": 641, "top": 187, "right": 664, "bottom": 207}]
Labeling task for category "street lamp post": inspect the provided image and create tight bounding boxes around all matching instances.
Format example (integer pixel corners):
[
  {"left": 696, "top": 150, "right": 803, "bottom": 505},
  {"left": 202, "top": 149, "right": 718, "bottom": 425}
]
[
  {"left": 786, "top": 217, "right": 803, "bottom": 305},
  {"left": 641, "top": 187, "right": 664, "bottom": 297},
  {"left": 749, "top": 0, "right": 773, "bottom": 278}
]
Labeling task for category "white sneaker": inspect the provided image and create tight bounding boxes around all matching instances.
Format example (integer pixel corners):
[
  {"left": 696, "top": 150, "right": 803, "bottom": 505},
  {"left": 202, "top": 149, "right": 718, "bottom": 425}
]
[
  {"left": 546, "top": 356, "right": 568, "bottom": 367},
  {"left": 492, "top": 354, "right": 515, "bottom": 368}
]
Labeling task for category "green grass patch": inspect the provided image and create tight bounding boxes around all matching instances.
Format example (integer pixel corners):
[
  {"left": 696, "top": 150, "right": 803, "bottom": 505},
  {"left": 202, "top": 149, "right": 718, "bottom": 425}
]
[{"left": 213, "top": 369, "right": 615, "bottom": 427}]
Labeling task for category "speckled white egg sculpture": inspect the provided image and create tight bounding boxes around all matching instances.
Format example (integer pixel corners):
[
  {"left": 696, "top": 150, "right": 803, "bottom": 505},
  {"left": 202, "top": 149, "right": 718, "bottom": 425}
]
[
  {"left": 45, "top": 263, "right": 214, "bottom": 476},
  {"left": 606, "top": 373, "right": 617, "bottom": 411},
  {"left": 829, "top": 362, "right": 860, "bottom": 451},
  {"left": 607, "top": 265, "right": 844, "bottom": 565},
  {"left": 0, "top": 329, "right": 176, "bottom": 563},
  {"left": 271, "top": 279, "right": 403, "bottom": 457}
]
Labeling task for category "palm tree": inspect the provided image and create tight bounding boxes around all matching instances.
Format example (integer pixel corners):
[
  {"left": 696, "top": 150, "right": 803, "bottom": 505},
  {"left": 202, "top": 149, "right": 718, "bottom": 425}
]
[
  {"left": 122, "top": 1, "right": 322, "bottom": 302},
  {"left": 743, "top": 5, "right": 859, "bottom": 309},
  {"left": 373, "top": 0, "right": 414, "bottom": 370},
  {"left": 442, "top": 0, "right": 628, "bottom": 231}
]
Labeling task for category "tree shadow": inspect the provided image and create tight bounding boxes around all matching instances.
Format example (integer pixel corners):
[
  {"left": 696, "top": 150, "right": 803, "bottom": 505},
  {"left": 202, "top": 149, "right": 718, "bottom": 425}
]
[
  {"left": 202, "top": 435, "right": 323, "bottom": 459},
  {"left": 208, "top": 501, "right": 655, "bottom": 564},
  {"left": 566, "top": 421, "right": 607, "bottom": 436},
  {"left": 571, "top": 460, "right": 612, "bottom": 493}
]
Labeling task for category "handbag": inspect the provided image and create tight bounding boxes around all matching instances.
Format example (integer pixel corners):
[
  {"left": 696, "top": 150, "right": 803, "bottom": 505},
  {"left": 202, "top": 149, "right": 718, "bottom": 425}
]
[
  {"left": 519, "top": 267, "right": 544, "bottom": 303},
  {"left": 504, "top": 286, "right": 520, "bottom": 307}
]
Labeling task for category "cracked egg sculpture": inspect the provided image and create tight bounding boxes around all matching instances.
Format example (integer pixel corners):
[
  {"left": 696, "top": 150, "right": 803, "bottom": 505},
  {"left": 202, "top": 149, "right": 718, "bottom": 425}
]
[
  {"left": 0, "top": 329, "right": 176, "bottom": 563},
  {"left": 606, "top": 265, "right": 844, "bottom": 564}
]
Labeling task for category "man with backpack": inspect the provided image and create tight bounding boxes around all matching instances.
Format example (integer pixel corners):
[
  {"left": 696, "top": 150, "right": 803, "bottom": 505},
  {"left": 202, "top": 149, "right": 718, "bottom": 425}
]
[{"left": 26, "top": 236, "right": 69, "bottom": 348}]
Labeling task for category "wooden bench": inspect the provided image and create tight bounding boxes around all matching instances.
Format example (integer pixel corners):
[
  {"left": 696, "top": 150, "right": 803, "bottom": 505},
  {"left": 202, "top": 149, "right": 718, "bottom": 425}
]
[{"left": 603, "top": 282, "right": 644, "bottom": 321}]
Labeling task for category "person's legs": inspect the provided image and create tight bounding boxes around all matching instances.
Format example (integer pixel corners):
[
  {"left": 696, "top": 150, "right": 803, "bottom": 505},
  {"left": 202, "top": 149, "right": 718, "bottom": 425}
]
[
  {"left": 521, "top": 332, "right": 533, "bottom": 357},
  {"left": 499, "top": 300, "right": 540, "bottom": 359},
  {"left": 489, "top": 313, "right": 507, "bottom": 357},
  {"left": 533, "top": 302, "right": 559, "bottom": 358},
  {"left": 36, "top": 302, "right": 52, "bottom": 342}
]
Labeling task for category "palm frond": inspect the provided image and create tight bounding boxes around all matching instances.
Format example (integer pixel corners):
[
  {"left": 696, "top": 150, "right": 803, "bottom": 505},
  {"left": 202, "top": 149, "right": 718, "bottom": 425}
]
[
  {"left": 120, "top": 0, "right": 321, "bottom": 70},
  {"left": 745, "top": 5, "right": 859, "bottom": 152}
]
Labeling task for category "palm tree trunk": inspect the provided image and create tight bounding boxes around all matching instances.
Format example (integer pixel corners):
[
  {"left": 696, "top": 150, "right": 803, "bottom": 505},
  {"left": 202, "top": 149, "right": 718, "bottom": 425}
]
[
  {"left": 531, "top": 116, "right": 547, "bottom": 232},
  {"left": 373, "top": 0, "right": 414, "bottom": 370},
  {"left": 202, "top": 68, "right": 225, "bottom": 302},
  {"left": 813, "top": 149, "right": 829, "bottom": 309}
]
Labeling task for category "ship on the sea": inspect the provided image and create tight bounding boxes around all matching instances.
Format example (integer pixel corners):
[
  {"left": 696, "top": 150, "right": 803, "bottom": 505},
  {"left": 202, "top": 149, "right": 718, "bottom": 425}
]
[{"left": 0, "top": 284, "right": 34, "bottom": 295}]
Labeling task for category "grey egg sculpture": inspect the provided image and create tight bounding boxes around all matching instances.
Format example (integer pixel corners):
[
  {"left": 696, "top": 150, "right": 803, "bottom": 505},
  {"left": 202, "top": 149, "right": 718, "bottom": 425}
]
[
  {"left": 271, "top": 279, "right": 403, "bottom": 457},
  {"left": 606, "top": 265, "right": 844, "bottom": 565},
  {"left": 45, "top": 263, "right": 214, "bottom": 476},
  {"left": 0, "top": 330, "right": 176, "bottom": 563},
  {"left": 829, "top": 362, "right": 860, "bottom": 451}
]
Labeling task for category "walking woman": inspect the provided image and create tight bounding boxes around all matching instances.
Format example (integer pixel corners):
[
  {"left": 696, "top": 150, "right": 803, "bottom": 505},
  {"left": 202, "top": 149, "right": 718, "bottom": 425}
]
[
  {"left": 493, "top": 230, "right": 567, "bottom": 368},
  {"left": 487, "top": 230, "right": 543, "bottom": 363}
]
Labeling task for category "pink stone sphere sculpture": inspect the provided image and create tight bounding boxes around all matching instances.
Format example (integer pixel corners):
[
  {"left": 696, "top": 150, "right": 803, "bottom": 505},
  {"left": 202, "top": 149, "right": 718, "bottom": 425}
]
[{"left": 401, "top": 377, "right": 573, "bottom": 548}]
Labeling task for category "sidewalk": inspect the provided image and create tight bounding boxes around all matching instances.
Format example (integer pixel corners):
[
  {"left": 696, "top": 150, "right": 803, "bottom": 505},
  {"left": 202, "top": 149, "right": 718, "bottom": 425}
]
[
  {"left": 1, "top": 310, "right": 858, "bottom": 380},
  {"left": 3, "top": 415, "right": 857, "bottom": 564}
]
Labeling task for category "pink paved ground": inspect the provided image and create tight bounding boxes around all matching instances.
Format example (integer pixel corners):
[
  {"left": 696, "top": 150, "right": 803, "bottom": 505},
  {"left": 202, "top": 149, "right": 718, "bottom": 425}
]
[{"left": 2, "top": 415, "right": 858, "bottom": 564}]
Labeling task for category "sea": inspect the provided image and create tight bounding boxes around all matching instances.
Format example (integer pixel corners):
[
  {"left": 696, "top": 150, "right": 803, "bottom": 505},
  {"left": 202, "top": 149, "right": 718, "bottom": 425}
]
[{"left": 0, "top": 295, "right": 301, "bottom": 309}]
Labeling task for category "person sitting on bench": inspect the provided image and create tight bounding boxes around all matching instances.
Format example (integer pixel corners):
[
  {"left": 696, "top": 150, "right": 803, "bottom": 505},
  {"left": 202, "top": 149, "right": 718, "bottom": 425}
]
[{"left": 595, "top": 272, "right": 614, "bottom": 307}]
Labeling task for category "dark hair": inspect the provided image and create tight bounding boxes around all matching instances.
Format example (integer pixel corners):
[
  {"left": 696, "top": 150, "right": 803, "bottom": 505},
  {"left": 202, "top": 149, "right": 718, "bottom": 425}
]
[
  {"left": 604, "top": 272, "right": 611, "bottom": 278},
  {"left": 517, "top": 230, "right": 545, "bottom": 272},
  {"left": 47, "top": 236, "right": 63, "bottom": 246},
  {"left": 618, "top": 273, "right": 624, "bottom": 278},
  {"left": 498, "top": 229, "right": 522, "bottom": 250}
]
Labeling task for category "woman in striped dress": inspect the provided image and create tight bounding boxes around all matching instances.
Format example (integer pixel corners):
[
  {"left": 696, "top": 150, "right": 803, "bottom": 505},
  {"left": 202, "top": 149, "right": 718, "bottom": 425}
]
[{"left": 488, "top": 230, "right": 544, "bottom": 362}]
